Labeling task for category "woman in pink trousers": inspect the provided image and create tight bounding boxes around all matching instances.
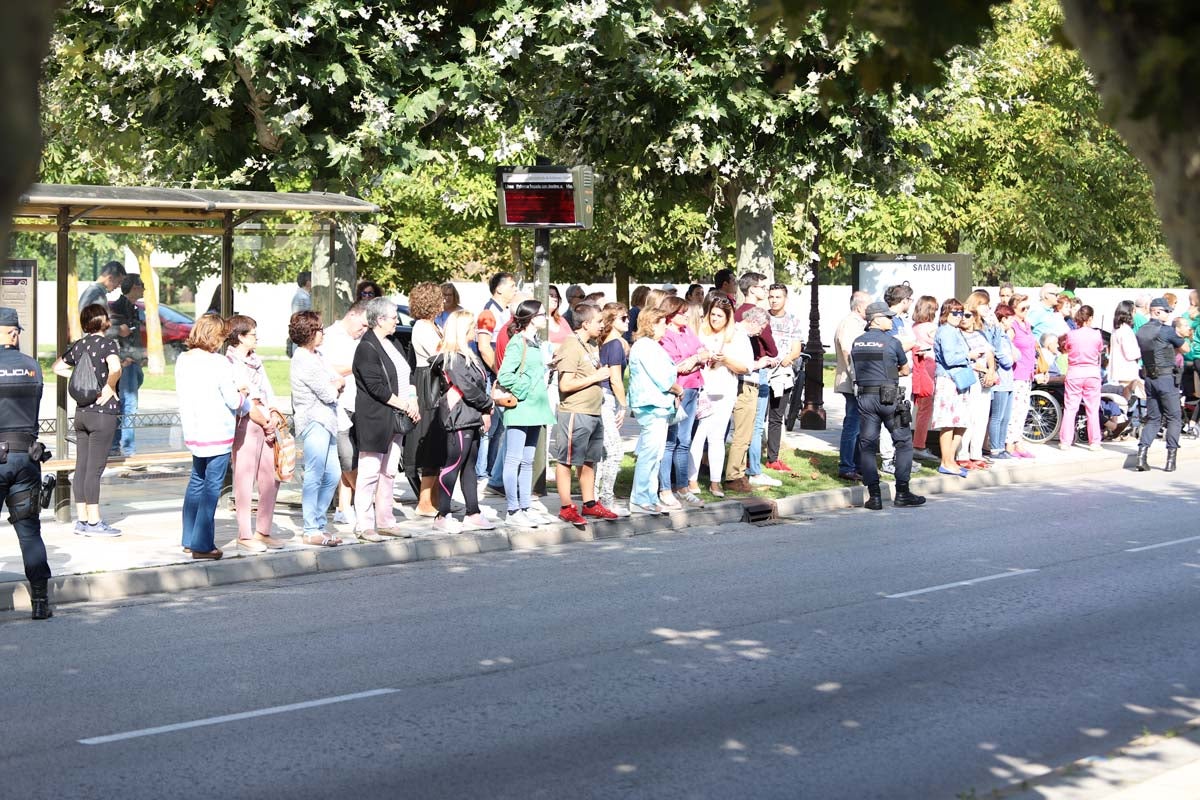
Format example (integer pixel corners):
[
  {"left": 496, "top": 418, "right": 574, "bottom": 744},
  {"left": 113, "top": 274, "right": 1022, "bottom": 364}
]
[{"left": 1059, "top": 305, "right": 1105, "bottom": 450}]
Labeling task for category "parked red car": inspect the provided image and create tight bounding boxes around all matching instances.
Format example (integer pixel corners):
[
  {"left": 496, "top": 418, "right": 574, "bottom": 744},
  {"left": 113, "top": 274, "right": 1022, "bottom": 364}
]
[{"left": 109, "top": 300, "right": 194, "bottom": 362}]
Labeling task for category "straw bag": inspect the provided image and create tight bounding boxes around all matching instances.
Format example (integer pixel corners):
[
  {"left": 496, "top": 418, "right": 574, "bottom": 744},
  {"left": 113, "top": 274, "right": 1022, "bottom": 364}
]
[{"left": 271, "top": 410, "right": 296, "bottom": 482}]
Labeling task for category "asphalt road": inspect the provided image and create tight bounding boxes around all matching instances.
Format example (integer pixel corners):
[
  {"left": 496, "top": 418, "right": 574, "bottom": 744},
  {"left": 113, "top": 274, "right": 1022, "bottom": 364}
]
[{"left": 2, "top": 466, "right": 1199, "bottom": 799}]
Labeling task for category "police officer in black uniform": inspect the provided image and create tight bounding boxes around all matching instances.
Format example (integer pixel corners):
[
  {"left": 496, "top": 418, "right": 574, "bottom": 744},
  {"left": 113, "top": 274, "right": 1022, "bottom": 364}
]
[
  {"left": 851, "top": 302, "right": 926, "bottom": 511},
  {"left": 1134, "top": 297, "right": 1187, "bottom": 472},
  {"left": 0, "top": 308, "right": 53, "bottom": 619}
]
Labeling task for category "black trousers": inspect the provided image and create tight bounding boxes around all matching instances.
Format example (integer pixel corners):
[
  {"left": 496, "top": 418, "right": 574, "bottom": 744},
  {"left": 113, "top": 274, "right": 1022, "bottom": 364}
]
[
  {"left": 437, "top": 427, "right": 480, "bottom": 517},
  {"left": 74, "top": 410, "right": 118, "bottom": 504},
  {"left": 856, "top": 395, "right": 913, "bottom": 487},
  {"left": 1, "top": 452, "right": 51, "bottom": 584},
  {"left": 1139, "top": 373, "right": 1182, "bottom": 450},
  {"left": 766, "top": 387, "right": 792, "bottom": 462}
]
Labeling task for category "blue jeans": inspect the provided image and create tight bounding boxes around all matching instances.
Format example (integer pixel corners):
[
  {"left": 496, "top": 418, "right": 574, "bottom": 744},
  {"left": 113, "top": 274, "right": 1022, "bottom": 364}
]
[
  {"left": 659, "top": 387, "right": 699, "bottom": 492},
  {"left": 181, "top": 451, "right": 231, "bottom": 552},
  {"left": 301, "top": 423, "right": 340, "bottom": 534},
  {"left": 747, "top": 373, "right": 769, "bottom": 476},
  {"left": 839, "top": 392, "right": 861, "bottom": 475},
  {"left": 632, "top": 412, "right": 669, "bottom": 507},
  {"left": 487, "top": 412, "right": 508, "bottom": 490},
  {"left": 988, "top": 390, "right": 1014, "bottom": 454},
  {"left": 503, "top": 425, "right": 541, "bottom": 512},
  {"left": 114, "top": 361, "right": 143, "bottom": 456}
]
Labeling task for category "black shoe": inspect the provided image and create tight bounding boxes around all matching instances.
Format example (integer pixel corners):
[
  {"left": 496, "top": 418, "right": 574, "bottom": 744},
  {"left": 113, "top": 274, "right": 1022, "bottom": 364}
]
[
  {"left": 1165, "top": 450, "right": 1178, "bottom": 472},
  {"left": 864, "top": 484, "right": 883, "bottom": 511},
  {"left": 838, "top": 471, "right": 862, "bottom": 482},
  {"left": 30, "top": 583, "right": 52, "bottom": 620},
  {"left": 1135, "top": 446, "right": 1150, "bottom": 472},
  {"left": 894, "top": 485, "right": 926, "bottom": 507}
]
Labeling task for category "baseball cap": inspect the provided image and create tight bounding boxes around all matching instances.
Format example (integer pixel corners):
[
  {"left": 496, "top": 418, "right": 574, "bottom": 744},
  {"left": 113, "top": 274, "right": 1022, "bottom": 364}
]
[
  {"left": 1150, "top": 297, "right": 1172, "bottom": 311},
  {"left": 864, "top": 301, "right": 896, "bottom": 321},
  {"left": 0, "top": 307, "right": 23, "bottom": 330}
]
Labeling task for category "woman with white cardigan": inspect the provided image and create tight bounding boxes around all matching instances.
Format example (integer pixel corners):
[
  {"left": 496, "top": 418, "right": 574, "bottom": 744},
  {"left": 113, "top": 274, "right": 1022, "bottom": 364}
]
[{"left": 176, "top": 314, "right": 248, "bottom": 560}]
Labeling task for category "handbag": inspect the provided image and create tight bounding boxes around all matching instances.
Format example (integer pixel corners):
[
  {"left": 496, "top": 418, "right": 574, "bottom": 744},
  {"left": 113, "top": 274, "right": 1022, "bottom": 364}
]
[
  {"left": 270, "top": 410, "right": 296, "bottom": 482},
  {"left": 695, "top": 391, "right": 714, "bottom": 419},
  {"left": 492, "top": 337, "right": 528, "bottom": 409},
  {"left": 952, "top": 366, "right": 977, "bottom": 393},
  {"left": 377, "top": 342, "right": 416, "bottom": 436},
  {"left": 911, "top": 352, "right": 935, "bottom": 398}
]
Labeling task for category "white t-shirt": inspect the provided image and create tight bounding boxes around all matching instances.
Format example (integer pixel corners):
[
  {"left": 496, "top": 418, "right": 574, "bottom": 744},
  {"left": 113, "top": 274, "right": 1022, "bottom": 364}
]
[
  {"left": 699, "top": 330, "right": 753, "bottom": 401},
  {"left": 412, "top": 319, "right": 442, "bottom": 368},
  {"left": 320, "top": 322, "right": 360, "bottom": 431}
]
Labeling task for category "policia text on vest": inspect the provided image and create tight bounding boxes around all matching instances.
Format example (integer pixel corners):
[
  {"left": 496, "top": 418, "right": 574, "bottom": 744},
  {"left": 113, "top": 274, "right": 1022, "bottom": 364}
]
[
  {"left": 850, "top": 302, "right": 926, "bottom": 511},
  {"left": 0, "top": 307, "right": 53, "bottom": 620}
]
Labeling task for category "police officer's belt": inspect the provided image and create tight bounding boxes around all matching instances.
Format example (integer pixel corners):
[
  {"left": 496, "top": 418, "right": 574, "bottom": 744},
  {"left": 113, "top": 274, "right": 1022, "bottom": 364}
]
[
  {"left": 0, "top": 432, "right": 37, "bottom": 448},
  {"left": 856, "top": 384, "right": 898, "bottom": 395}
]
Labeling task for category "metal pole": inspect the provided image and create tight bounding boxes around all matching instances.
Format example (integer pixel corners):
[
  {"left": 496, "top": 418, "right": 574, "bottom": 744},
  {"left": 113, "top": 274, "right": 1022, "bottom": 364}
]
[
  {"left": 800, "top": 210, "right": 827, "bottom": 430},
  {"left": 531, "top": 225, "right": 551, "bottom": 496},
  {"left": 220, "top": 211, "right": 234, "bottom": 317},
  {"left": 54, "top": 207, "right": 72, "bottom": 521}
]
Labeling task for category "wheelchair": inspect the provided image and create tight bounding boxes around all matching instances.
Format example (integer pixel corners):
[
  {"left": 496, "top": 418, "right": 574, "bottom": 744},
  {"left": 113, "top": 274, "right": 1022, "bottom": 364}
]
[{"left": 1022, "top": 377, "right": 1131, "bottom": 444}]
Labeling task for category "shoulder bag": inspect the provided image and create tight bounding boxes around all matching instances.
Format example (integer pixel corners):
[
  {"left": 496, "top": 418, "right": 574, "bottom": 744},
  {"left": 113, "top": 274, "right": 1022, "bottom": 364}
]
[
  {"left": 377, "top": 343, "right": 417, "bottom": 435},
  {"left": 271, "top": 410, "right": 296, "bottom": 482}
]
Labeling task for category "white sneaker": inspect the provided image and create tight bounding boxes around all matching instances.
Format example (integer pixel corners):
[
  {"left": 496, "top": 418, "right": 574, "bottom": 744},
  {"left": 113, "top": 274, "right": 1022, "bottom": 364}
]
[
  {"left": 677, "top": 491, "right": 705, "bottom": 508},
  {"left": 629, "top": 502, "right": 665, "bottom": 515},
  {"left": 432, "top": 516, "right": 463, "bottom": 534},
  {"left": 333, "top": 509, "right": 356, "bottom": 526},
  {"left": 529, "top": 509, "right": 557, "bottom": 525},
  {"left": 463, "top": 513, "right": 496, "bottom": 531},
  {"left": 748, "top": 473, "right": 782, "bottom": 487},
  {"left": 479, "top": 506, "right": 499, "bottom": 521},
  {"left": 879, "top": 459, "right": 896, "bottom": 475},
  {"left": 528, "top": 499, "right": 551, "bottom": 515},
  {"left": 506, "top": 510, "right": 537, "bottom": 528}
]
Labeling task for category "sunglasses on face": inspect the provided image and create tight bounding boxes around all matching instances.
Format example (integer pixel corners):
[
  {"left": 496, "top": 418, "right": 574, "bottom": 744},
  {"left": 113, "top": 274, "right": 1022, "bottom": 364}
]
[
  {"left": 618, "top": 315, "right": 629, "bottom": 321},
  {"left": 949, "top": 311, "right": 964, "bottom": 317},
  {"left": 963, "top": 312, "right": 974, "bottom": 319},
  {"left": 360, "top": 291, "right": 376, "bottom": 298}
]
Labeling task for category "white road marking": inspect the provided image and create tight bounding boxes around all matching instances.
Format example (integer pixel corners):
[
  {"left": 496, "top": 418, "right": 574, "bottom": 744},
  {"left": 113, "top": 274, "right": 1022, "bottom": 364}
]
[
  {"left": 125, "top": 499, "right": 183, "bottom": 511},
  {"left": 1125, "top": 535, "right": 1200, "bottom": 553},
  {"left": 79, "top": 688, "right": 398, "bottom": 745},
  {"left": 885, "top": 569, "right": 1040, "bottom": 599}
]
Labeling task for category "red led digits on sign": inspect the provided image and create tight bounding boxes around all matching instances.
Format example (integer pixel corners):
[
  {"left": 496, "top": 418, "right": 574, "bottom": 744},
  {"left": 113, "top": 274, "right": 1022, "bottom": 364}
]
[{"left": 502, "top": 186, "right": 576, "bottom": 225}]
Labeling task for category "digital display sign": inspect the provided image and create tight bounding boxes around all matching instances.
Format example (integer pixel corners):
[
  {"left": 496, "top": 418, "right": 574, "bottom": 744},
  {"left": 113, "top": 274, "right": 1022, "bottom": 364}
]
[{"left": 496, "top": 166, "right": 593, "bottom": 229}]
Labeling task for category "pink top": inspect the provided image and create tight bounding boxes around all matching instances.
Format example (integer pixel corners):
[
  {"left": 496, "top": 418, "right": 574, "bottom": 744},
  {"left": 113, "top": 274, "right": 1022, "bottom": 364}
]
[
  {"left": 547, "top": 316, "right": 571, "bottom": 346},
  {"left": 661, "top": 325, "right": 705, "bottom": 390},
  {"left": 1064, "top": 326, "right": 1104, "bottom": 379},
  {"left": 1011, "top": 318, "right": 1037, "bottom": 382},
  {"left": 912, "top": 321, "right": 936, "bottom": 355}
]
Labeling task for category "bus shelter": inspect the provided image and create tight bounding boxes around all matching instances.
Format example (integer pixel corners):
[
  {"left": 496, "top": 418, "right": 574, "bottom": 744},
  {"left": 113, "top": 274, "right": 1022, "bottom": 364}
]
[{"left": 9, "top": 183, "right": 377, "bottom": 520}]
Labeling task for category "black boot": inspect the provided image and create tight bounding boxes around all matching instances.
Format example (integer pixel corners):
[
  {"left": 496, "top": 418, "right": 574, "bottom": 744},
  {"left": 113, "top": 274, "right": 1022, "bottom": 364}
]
[
  {"left": 1165, "top": 449, "right": 1178, "bottom": 472},
  {"left": 894, "top": 483, "right": 926, "bottom": 507},
  {"left": 864, "top": 484, "right": 883, "bottom": 511},
  {"left": 30, "top": 582, "right": 52, "bottom": 621},
  {"left": 1135, "top": 446, "right": 1150, "bottom": 472}
]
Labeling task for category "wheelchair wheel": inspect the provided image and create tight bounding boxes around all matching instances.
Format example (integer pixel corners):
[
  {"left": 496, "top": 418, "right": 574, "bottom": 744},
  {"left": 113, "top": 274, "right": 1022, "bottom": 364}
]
[{"left": 1023, "top": 390, "right": 1061, "bottom": 443}]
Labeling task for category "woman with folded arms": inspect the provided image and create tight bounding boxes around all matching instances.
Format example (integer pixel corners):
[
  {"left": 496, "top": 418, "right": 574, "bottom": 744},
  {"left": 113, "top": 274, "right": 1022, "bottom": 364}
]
[
  {"left": 910, "top": 295, "right": 940, "bottom": 460},
  {"left": 225, "top": 314, "right": 284, "bottom": 552},
  {"left": 290, "top": 310, "right": 344, "bottom": 547},
  {"left": 932, "top": 299, "right": 978, "bottom": 477},
  {"left": 352, "top": 297, "right": 418, "bottom": 542},
  {"left": 1108, "top": 300, "right": 1143, "bottom": 408},
  {"left": 627, "top": 308, "right": 683, "bottom": 514},
  {"left": 434, "top": 310, "right": 495, "bottom": 533},
  {"left": 658, "top": 295, "right": 708, "bottom": 509},
  {"left": 957, "top": 292, "right": 998, "bottom": 469},
  {"left": 176, "top": 314, "right": 248, "bottom": 559}
]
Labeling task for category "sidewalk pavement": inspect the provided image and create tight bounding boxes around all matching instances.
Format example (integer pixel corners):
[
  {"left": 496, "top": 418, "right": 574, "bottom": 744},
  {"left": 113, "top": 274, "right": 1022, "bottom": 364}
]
[{"left": 1001, "top": 720, "right": 1200, "bottom": 799}]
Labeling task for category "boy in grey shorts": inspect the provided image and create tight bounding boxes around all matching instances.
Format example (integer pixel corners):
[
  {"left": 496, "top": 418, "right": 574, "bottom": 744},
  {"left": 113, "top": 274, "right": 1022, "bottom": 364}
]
[{"left": 553, "top": 304, "right": 618, "bottom": 523}]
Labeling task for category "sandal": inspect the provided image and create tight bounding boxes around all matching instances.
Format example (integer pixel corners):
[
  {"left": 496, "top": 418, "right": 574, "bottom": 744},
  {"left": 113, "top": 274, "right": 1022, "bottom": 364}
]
[
  {"left": 302, "top": 533, "right": 341, "bottom": 547},
  {"left": 709, "top": 483, "right": 725, "bottom": 498},
  {"left": 355, "top": 530, "right": 385, "bottom": 543}
]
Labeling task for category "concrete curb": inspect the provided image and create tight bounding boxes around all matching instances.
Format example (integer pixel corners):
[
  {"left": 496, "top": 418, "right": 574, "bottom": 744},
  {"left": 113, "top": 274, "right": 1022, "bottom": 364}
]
[{"left": 0, "top": 500, "right": 748, "bottom": 613}]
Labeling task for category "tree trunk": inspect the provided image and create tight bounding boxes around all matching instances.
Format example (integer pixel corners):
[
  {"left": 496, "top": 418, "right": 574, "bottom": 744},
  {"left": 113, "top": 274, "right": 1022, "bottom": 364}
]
[
  {"left": 734, "top": 189, "right": 776, "bottom": 280},
  {"left": 1060, "top": 1, "right": 1200, "bottom": 290},
  {"left": 0, "top": 3, "right": 60, "bottom": 259}
]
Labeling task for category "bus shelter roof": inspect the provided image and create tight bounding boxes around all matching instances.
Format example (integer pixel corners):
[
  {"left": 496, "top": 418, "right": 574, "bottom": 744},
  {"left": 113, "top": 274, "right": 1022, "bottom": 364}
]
[{"left": 14, "top": 183, "right": 378, "bottom": 226}]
